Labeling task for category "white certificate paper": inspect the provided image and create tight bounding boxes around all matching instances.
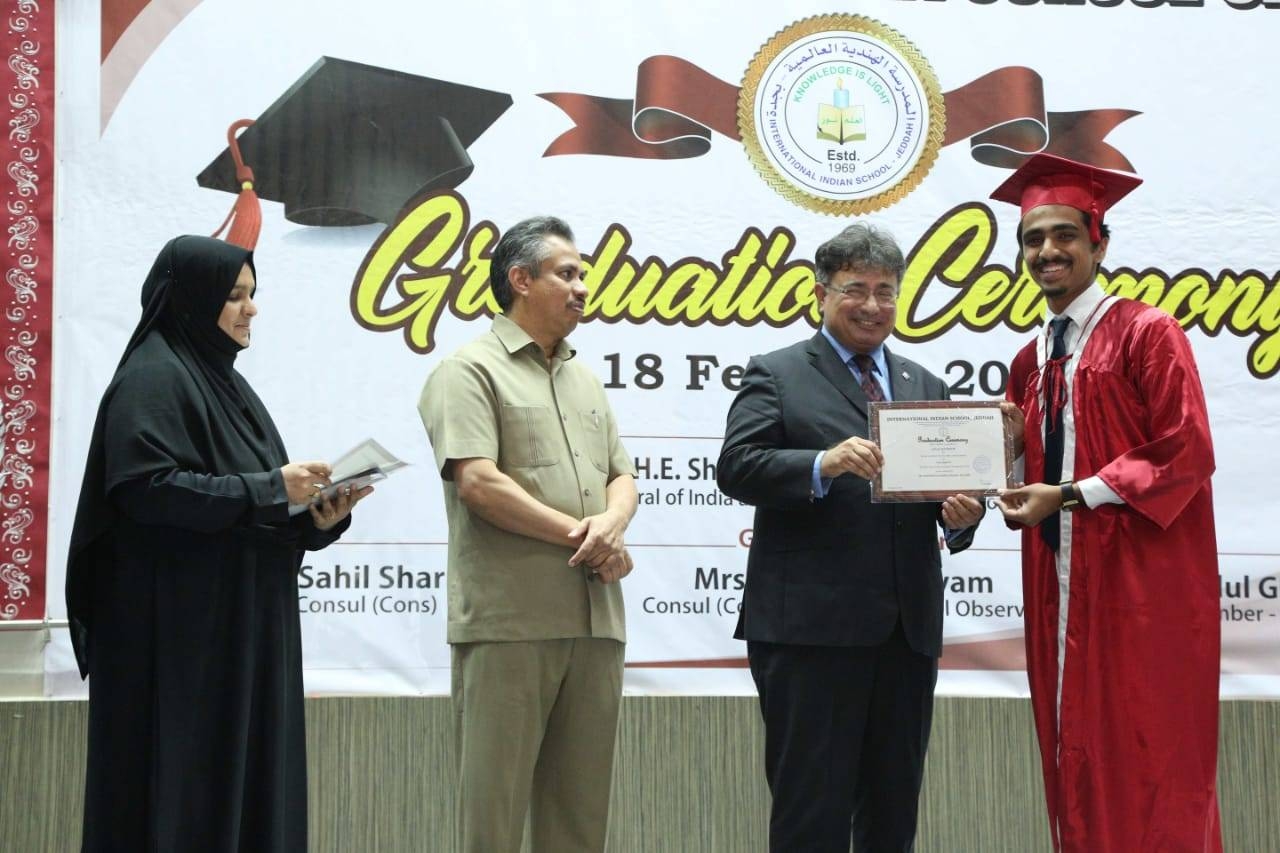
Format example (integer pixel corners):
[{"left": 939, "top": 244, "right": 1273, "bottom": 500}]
[{"left": 868, "top": 401, "right": 1012, "bottom": 503}]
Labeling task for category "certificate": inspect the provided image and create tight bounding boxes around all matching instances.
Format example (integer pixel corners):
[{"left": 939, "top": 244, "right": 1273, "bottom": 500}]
[{"left": 868, "top": 401, "right": 1013, "bottom": 502}]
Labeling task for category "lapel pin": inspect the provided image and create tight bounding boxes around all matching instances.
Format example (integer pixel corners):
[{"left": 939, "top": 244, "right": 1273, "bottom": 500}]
[{"left": 902, "top": 371, "right": 910, "bottom": 380}]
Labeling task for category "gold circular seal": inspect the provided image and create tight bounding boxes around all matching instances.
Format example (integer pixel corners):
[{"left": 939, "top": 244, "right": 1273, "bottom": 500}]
[{"left": 739, "top": 15, "right": 946, "bottom": 215}]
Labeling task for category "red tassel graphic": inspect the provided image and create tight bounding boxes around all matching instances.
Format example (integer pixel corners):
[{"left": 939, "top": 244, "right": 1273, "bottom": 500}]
[{"left": 211, "top": 119, "right": 262, "bottom": 250}]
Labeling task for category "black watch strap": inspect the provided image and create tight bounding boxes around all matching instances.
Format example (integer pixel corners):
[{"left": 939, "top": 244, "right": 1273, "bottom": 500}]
[{"left": 1060, "top": 481, "right": 1081, "bottom": 510}]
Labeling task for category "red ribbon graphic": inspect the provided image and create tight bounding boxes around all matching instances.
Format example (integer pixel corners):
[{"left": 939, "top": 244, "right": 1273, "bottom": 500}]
[
  {"left": 942, "top": 67, "right": 1138, "bottom": 171},
  {"left": 540, "top": 57, "right": 1139, "bottom": 172},
  {"left": 541, "top": 56, "right": 741, "bottom": 160}
]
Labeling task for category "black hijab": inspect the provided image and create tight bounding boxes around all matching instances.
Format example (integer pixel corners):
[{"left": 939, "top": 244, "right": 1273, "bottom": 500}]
[{"left": 66, "top": 235, "right": 288, "bottom": 676}]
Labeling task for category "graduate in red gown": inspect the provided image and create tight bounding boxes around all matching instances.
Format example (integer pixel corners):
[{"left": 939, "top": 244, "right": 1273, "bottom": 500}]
[{"left": 992, "top": 154, "right": 1222, "bottom": 853}]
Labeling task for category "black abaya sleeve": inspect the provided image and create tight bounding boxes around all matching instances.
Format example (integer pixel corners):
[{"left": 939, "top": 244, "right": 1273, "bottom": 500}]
[
  {"left": 290, "top": 512, "right": 351, "bottom": 551},
  {"left": 110, "top": 468, "right": 289, "bottom": 532},
  {"left": 114, "top": 471, "right": 354, "bottom": 553}
]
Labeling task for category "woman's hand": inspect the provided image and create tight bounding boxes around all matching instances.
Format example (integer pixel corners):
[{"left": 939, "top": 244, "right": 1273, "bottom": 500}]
[
  {"left": 282, "top": 461, "right": 333, "bottom": 505},
  {"left": 309, "top": 482, "right": 375, "bottom": 531}
]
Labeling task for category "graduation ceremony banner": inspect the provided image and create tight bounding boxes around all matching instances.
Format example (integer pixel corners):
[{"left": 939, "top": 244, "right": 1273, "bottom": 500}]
[{"left": 25, "top": 0, "right": 1280, "bottom": 697}]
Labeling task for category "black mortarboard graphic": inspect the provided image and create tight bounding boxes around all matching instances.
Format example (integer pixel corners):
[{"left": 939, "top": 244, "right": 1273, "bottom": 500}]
[{"left": 197, "top": 57, "right": 512, "bottom": 227}]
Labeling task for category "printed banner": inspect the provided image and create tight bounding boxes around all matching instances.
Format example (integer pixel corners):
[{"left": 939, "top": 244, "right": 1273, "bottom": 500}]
[{"left": 29, "top": 0, "right": 1280, "bottom": 698}]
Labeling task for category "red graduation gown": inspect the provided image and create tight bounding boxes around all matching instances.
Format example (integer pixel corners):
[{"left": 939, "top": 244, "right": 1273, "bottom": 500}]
[{"left": 1008, "top": 298, "right": 1222, "bottom": 853}]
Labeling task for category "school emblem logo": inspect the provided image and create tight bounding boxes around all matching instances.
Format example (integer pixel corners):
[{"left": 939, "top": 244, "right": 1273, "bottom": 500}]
[{"left": 739, "top": 15, "right": 945, "bottom": 215}]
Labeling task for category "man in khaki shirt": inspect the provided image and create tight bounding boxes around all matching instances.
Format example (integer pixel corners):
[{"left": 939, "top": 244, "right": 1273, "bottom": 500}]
[{"left": 419, "top": 215, "right": 637, "bottom": 853}]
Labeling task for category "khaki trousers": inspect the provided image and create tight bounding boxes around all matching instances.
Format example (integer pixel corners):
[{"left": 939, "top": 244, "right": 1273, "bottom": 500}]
[{"left": 452, "top": 637, "right": 624, "bottom": 853}]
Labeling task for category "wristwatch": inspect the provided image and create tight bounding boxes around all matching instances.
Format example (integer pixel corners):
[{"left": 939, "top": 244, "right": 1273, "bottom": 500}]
[{"left": 1059, "top": 481, "right": 1082, "bottom": 511}]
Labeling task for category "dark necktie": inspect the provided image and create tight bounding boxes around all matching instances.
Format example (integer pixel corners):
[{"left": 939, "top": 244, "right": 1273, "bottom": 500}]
[
  {"left": 851, "top": 353, "right": 885, "bottom": 402},
  {"left": 1041, "top": 316, "right": 1071, "bottom": 551}
]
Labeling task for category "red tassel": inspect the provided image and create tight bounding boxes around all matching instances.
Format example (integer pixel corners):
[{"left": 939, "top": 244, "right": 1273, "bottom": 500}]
[
  {"left": 1043, "top": 357, "right": 1069, "bottom": 435},
  {"left": 211, "top": 119, "right": 262, "bottom": 250}
]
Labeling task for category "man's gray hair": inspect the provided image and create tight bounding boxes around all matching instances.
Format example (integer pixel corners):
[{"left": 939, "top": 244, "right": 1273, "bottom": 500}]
[
  {"left": 490, "top": 216, "right": 576, "bottom": 310},
  {"left": 813, "top": 223, "right": 905, "bottom": 285}
]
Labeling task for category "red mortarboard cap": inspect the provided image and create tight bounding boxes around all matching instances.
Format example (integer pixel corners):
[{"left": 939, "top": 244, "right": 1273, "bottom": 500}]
[{"left": 989, "top": 152, "right": 1142, "bottom": 242}]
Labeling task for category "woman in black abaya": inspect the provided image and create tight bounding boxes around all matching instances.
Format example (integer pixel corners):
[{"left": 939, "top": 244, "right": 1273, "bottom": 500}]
[{"left": 66, "top": 235, "right": 369, "bottom": 852}]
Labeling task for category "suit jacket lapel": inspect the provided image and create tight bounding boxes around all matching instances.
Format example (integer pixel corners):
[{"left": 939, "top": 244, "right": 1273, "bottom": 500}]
[
  {"left": 884, "top": 347, "right": 925, "bottom": 401},
  {"left": 805, "top": 332, "right": 868, "bottom": 416}
]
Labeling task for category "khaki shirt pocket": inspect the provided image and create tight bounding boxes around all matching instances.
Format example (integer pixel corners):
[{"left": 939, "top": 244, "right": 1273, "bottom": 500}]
[
  {"left": 500, "top": 404, "right": 560, "bottom": 468},
  {"left": 579, "top": 410, "right": 610, "bottom": 473}
]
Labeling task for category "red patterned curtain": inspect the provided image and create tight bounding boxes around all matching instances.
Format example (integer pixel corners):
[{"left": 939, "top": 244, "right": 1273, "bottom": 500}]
[{"left": 1, "top": 0, "right": 53, "bottom": 621}]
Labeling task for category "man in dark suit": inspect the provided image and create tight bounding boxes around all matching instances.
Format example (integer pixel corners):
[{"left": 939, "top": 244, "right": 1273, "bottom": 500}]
[{"left": 717, "top": 223, "right": 984, "bottom": 852}]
